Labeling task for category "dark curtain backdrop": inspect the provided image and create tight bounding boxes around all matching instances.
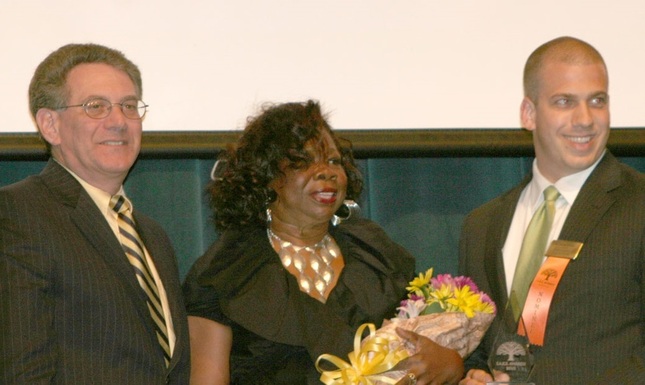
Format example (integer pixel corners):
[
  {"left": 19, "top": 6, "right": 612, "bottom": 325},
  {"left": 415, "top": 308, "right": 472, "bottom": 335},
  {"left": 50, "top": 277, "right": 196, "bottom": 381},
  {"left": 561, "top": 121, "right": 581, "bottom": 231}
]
[{"left": 2, "top": 157, "right": 643, "bottom": 280}]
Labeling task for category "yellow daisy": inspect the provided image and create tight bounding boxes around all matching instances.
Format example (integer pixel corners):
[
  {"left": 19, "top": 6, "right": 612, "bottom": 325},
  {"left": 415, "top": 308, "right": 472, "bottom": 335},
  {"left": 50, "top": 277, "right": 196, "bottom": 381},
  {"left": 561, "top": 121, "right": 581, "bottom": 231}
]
[
  {"left": 406, "top": 268, "right": 433, "bottom": 292},
  {"left": 446, "top": 286, "right": 482, "bottom": 318}
]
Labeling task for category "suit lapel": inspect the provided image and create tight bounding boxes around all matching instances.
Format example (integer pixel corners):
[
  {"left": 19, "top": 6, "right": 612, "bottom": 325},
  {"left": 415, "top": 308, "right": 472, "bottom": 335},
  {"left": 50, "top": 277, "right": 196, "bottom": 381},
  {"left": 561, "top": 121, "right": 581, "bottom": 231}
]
[
  {"left": 40, "top": 160, "right": 152, "bottom": 314},
  {"left": 72, "top": 197, "right": 149, "bottom": 303},
  {"left": 484, "top": 177, "right": 531, "bottom": 306},
  {"left": 559, "top": 153, "right": 620, "bottom": 243}
]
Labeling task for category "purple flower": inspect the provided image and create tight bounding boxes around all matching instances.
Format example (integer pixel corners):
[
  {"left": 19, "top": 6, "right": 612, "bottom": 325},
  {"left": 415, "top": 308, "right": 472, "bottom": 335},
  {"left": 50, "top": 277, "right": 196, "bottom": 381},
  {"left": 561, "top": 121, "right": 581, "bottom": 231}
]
[
  {"left": 453, "top": 276, "right": 479, "bottom": 292},
  {"left": 409, "top": 293, "right": 425, "bottom": 301}
]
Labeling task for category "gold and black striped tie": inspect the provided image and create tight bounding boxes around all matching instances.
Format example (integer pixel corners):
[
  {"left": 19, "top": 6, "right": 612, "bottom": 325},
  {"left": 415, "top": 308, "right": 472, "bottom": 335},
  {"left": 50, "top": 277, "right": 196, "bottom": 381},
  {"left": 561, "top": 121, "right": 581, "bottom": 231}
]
[{"left": 110, "top": 195, "right": 171, "bottom": 367}]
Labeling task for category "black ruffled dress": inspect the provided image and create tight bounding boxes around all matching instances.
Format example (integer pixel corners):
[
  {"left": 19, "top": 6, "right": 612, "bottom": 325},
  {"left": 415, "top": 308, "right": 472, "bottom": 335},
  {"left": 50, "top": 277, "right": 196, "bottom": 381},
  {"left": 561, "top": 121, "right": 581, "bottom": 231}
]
[{"left": 183, "top": 218, "right": 415, "bottom": 384}]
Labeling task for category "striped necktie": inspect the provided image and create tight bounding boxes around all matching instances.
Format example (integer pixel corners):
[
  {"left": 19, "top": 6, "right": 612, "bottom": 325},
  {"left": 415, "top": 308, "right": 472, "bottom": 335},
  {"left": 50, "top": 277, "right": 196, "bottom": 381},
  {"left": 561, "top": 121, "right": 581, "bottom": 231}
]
[
  {"left": 110, "top": 195, "right": 172, "bottom": 367},
  {"left": 510, "top": 186, "right": 561, "bottom": 314}
]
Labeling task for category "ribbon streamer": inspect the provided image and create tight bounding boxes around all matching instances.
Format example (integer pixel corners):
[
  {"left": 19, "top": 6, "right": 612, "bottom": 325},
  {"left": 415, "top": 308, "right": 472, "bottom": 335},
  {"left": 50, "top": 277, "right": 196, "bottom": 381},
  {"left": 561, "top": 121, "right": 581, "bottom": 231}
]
[{"left": 315, "top": 323, "right": 409, "bottom": 385}]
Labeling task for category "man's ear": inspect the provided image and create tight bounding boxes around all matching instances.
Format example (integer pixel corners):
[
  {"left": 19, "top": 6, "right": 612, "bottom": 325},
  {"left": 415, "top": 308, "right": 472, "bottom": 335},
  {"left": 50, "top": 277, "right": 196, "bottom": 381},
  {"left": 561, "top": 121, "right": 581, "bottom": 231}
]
[
  {"left": 36, "top": 108, "right": 62, "bottom": 146},
  {"left": 520, "top": 97, "right": 537, "bottom": 131}
]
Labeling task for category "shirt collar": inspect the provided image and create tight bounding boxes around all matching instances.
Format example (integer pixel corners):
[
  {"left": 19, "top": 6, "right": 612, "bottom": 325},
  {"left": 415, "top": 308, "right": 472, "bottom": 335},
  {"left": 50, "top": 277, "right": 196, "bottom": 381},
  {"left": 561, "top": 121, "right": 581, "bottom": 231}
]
[
  {"left": 52, "top": 159, "right": 127, "bottom": 215},
  {"left": 527, "top": 150, "right": 605, "bottom": 208}
]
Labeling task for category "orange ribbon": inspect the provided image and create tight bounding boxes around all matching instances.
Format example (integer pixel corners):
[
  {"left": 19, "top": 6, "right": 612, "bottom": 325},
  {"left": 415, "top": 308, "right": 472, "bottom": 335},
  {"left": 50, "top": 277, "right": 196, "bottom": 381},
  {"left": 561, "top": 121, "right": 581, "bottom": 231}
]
[{"left": 518, "top": 256, "right": 571, "bottom": 346}]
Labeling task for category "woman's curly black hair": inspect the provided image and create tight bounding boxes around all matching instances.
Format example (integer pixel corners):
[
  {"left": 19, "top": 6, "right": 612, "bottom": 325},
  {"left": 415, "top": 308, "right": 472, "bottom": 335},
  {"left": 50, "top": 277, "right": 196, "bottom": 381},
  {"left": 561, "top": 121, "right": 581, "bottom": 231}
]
[{"left": 208, "top": 100, "right": 363, "bottom": 232}]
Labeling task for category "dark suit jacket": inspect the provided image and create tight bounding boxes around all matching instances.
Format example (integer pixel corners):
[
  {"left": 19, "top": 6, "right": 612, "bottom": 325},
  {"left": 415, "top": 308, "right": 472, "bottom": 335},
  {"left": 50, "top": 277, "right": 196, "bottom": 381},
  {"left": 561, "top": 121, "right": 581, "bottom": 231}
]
[
  {"left": 459, "top": 152, "right": 645, "bottom": 385},
  {"left": 0, "top": 160, "right": 190, "bottom": 384}
]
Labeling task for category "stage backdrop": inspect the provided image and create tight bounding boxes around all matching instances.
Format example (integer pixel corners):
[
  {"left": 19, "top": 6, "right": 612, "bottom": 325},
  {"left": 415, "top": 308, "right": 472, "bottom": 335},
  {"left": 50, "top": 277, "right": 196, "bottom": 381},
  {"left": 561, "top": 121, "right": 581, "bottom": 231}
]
[{"left": 2, "top": 0, "right": 645, "bottom": 133}]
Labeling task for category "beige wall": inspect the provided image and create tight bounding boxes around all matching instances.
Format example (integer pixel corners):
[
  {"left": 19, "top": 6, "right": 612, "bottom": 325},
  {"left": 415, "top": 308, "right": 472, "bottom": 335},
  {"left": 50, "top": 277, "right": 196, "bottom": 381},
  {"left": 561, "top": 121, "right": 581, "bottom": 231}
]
[{"left": 2, "top": 0, "right": 645, "bottom": 133}]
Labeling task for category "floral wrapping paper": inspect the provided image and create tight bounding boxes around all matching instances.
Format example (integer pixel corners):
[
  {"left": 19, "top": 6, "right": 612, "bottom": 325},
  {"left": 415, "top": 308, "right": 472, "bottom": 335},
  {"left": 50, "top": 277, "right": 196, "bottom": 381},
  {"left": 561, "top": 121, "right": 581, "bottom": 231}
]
[
  {"left": 367, "top": 311, "right": 495, "bottom": 384},
  {"left": 316, "top": 269, "right": 496, "bottom": 384}
]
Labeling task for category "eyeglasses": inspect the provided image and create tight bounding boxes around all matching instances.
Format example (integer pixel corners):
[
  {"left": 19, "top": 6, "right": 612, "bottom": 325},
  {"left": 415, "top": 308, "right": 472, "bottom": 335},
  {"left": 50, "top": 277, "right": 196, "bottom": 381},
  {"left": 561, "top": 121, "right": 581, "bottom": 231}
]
[{"left": 59, "top": 98, "right": 148, "bottom": 120}]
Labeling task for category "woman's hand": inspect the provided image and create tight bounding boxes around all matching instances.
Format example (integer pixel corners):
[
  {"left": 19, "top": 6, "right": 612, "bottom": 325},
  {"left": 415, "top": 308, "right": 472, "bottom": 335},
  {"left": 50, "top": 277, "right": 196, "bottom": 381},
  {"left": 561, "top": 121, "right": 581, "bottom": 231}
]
[{"left": 394, "top": 327, "right": 465, "bottom": 385}]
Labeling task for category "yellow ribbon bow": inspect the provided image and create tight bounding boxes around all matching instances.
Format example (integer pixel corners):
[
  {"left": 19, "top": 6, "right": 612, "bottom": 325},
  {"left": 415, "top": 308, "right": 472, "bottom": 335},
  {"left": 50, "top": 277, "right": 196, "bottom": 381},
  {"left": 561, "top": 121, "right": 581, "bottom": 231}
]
[{"left": 315, "top": 323, "right": 410, "bottom": 385}]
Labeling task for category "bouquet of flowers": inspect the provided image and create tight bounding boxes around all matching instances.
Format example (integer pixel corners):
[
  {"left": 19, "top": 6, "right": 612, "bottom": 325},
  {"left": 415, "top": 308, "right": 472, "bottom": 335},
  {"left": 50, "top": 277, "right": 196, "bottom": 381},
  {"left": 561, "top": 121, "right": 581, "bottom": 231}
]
[{"left": 316, "top": 268, "right": 496, "bottom": 384}]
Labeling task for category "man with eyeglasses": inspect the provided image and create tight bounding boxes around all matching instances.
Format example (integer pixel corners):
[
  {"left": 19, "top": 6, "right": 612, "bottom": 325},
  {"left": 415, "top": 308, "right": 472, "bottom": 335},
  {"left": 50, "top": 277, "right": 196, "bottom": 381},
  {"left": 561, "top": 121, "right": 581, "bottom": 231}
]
[{"left": 0, "top": 43, "right": 190, "bottom": 384}]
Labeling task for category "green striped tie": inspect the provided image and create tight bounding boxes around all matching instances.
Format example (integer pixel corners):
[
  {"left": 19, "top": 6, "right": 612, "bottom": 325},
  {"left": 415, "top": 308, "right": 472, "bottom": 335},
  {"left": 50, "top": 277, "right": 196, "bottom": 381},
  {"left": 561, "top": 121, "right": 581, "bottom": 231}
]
[{"left": 110, "top": 195, "right": 171, "bottom": 367}]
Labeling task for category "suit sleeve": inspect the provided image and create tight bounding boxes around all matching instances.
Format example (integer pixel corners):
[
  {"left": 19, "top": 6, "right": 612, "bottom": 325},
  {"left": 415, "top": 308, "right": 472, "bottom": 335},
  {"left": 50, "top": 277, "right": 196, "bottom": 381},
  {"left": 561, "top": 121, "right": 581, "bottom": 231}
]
[{"left": 0, "top": 190, "right": 57, "bottom": 383}]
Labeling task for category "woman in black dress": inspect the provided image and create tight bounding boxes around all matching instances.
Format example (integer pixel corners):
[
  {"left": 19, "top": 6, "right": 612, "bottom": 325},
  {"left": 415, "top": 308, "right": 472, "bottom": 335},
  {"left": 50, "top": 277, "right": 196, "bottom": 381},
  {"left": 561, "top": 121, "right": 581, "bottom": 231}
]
[{"left": 182, "top": 100, "right": 464, "bottom": 385}]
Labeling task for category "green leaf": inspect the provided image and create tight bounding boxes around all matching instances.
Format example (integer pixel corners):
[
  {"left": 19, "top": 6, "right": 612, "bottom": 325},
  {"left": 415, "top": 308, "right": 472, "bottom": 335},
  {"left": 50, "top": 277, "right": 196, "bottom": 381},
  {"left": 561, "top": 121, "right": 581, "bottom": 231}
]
[{"left": 420, "top": 302, "right": 445, "bottom": 315}]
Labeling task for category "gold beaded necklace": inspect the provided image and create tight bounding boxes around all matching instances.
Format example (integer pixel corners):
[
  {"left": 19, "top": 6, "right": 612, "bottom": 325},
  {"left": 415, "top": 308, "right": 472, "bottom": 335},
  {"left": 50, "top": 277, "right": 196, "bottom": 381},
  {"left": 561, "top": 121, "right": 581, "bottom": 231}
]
[{"left": 267, "top": 228, "right": 342, "bottom": 302}]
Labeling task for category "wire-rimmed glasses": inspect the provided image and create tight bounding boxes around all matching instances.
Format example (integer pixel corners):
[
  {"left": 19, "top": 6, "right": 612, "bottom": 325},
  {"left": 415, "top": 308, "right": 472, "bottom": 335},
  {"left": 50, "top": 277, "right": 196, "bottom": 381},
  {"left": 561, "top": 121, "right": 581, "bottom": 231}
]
[{"left": 59, "top": 97, "right": 148, "bottom": 120}]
